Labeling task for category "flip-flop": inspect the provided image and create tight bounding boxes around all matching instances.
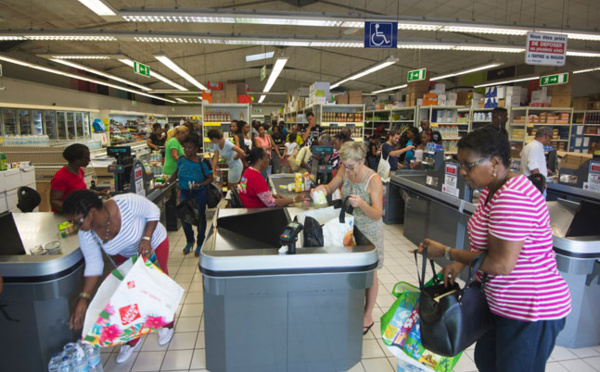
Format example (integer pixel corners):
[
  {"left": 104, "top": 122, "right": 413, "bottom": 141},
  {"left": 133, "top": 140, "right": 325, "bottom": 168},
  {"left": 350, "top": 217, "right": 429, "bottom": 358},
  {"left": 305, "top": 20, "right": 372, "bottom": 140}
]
[{"left": 363, "top": 322, "right": 375, "bottom": 335}]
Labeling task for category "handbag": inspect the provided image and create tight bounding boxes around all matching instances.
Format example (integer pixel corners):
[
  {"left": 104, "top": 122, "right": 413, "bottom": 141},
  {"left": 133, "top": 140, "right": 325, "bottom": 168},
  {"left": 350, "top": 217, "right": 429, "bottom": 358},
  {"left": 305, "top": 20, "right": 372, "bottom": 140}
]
[
  {"left": 416, "top": 249, "right": 493, "bottom": 357},
  {"left": 175, "top": 188, "right": 202, "bottom": 226},
  {"left": 198, "top": 159, "right": 222, "bottom": 208}
]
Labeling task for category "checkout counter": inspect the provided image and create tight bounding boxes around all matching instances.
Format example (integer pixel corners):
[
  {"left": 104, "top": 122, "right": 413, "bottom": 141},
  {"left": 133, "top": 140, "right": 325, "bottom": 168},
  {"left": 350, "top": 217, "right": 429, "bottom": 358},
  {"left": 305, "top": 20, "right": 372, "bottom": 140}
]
[
  {"left": 0, "top": 213, "right": 84, "bottom": 372},
  {"left": 199, "top": 174, "right": 378, "bottom": 371}
]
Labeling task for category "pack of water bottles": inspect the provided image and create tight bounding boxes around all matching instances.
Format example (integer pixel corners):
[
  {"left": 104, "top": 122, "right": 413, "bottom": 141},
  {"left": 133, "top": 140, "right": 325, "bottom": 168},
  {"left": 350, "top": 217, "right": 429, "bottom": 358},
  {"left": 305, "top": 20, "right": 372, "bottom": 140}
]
[{"left": 48, "top": 341, "right": 103, "bottom": 372}]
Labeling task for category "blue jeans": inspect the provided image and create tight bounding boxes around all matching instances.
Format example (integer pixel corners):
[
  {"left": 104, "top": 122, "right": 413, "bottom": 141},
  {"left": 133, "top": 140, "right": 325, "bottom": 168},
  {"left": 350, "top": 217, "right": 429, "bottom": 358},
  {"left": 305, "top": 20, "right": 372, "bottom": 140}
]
[
  {"left": 180, "top": 188, "right": 207, "bottom": 246},
  {"left": 474, "top": 314, "right": 565, "bottom": 372}
]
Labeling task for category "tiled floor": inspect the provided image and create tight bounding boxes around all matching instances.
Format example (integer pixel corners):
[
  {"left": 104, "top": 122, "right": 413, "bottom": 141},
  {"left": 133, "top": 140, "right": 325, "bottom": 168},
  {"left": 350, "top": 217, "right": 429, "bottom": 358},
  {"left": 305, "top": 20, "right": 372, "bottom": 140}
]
[{"left": 100, "top": 224, "right": 600, "bottom": 372}]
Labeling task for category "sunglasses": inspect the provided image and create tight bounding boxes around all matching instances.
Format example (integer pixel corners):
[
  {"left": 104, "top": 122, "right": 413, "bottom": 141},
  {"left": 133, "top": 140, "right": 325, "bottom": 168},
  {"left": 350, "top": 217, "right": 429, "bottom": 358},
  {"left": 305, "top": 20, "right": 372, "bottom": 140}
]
[
  {"left": 458, "top": 156, "right": 491, "bottom": 171},
  {"left": 74, "top": 213, "right": 88, "bottom": 228}
]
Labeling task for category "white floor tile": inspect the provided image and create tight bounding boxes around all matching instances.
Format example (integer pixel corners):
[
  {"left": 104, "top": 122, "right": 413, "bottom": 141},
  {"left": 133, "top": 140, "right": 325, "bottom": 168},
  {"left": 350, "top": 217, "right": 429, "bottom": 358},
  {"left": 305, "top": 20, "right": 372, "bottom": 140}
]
[
  {"left": 167, "top": 332, "right": 198, "bottom": 350},
  {"left": 195, "top": 332, "right": 206, "bottom": 349},
  {"left": 560, "top": 359, "right": 599, "bottom": 372},
  {"left": 190, "top": 348, "right": 206, "bottom": 370},
  {"left": 131, "top": 351, "right": 166, "bottom": 371},
  {"left": 552, "top": 346, "right": 580, "bottom": 361},
  {"left": 180, "top": 304, "right": 204, "bottom": 318},
  {"left": 160, "top": 349, "right": 193, "bottom": 371},
  {"left": 571, "top": 347, "right": 600, "bottom": 359},
  {"left": 184, "top": 292, "right": 204, "bottom": 304},
  {"left": 362, "top": 338, "right": 386, "bottom": 359},
  {"left": 361, "top": 357, "right": 395, "bottom": 372},
  {"left": 546, "top": 362, "right": 570, "bottom": 372},
  {"left": 583, "top": 356, "right": 600, "bottom": 371},
  {"left": 140, "top": 333, "right": 168, "bottom": 352},
  {"left": 345, "top": 361, "right": 366, "bottom": 371},
  {"left": 103, "top": 352, "right": 139, "bottom": 372},
  {"left": 453, "top": 354, "right": 478, "bottom": 372},
  {"left": 175, "top": 316, "right": 202, "bottom": 333}
]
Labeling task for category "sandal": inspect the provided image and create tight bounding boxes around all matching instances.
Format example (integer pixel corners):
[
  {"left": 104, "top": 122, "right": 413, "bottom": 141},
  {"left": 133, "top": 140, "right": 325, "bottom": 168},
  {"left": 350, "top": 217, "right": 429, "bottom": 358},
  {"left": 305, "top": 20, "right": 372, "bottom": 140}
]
[{"left": 363, "top": 322, "right": 375, "bottom": 336}]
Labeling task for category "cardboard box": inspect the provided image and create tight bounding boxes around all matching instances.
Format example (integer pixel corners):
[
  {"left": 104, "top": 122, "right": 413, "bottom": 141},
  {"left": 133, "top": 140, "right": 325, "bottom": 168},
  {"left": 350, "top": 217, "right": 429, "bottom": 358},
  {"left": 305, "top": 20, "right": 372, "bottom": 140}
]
[
  {"left": 235, "top": 83, "right": 247, "bottom": 96},
  {"left": 551, "top": 95, "right": 571, "bottom": 108},
  {"left": 422, "top": 92, "right": 438, "bottom": 106},
  {"left": 335, "top": 93, "right": 349, "bottom": 104},
  {"left": 573, "top": 97, "right": 590, "bottom": 110},
  {"left": 212, "top": 90, "right": 225, "bottom": 103},
  {"left": 531, "top": 90, "right": 547, "bottom": 103},
  {"left": 348, "top": 91, "right": 362, "bottom": 104},
  {"left": 550, "top": 84, "right": 572, "bottom": 97},
  {"left": 560, "top": 153, "right": 593, "bottom": 169},
  {"left": 456, "top": 90, "right": 473, "bottom": 105}
]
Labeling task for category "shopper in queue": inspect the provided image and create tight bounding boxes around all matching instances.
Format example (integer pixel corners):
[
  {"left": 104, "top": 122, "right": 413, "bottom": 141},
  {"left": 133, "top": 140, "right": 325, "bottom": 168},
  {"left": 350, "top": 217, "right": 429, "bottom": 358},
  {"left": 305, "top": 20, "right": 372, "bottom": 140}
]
[
  {"left": 301, "top": 111, "right": 323, "bottom": 147},
  {"left": 402, "top": 127, "right": 421, "bottom": 167},
  {"left": 163, "top": 125, "right": 188, "bottom": 176},
  {"left": 413, "top": 128, "right": 571, "bottom": 371},
  {"left": 520, "top": 126, "right": 552, "bottom": 180},
  {"left": 312, "top": 141, "right": 384, "bottom": 336},
  {"left": 381, "top": 130, "right": 415, "bottom": 172},
  {"left": 271, "top": 125, "right": 286, "bottom": 173},
  {"left": 147, "top": 123, "right": 166, "bottom": 153},
  {"left": 208, "top": 129, "right": 245, "bottom": 189},
  {"left": 420, "top": 119, "right": 442, "bottom": 144},
  {"left": 63, "top": 190, "right": 176, "bottom": 364},
  {"left": 238, "top": 147, "right": 302, "bottom": 208},
  {"left": 287, "top": 124, "right": 304, "bottom": 146},
  {"left": 487, "top": 107, "right": 509, "bottom": 136},
  {"left": 50, "top": 144, "right": 92, "bottom": 212},
  {"left": 167, "top": 133, "right": 213, "bottom": 256},
  {"left": 241, "top": 121, "right": 253, "bottom": 152},
  {"left": 255, "top": 124, "right": 284, "bottom": 178}
]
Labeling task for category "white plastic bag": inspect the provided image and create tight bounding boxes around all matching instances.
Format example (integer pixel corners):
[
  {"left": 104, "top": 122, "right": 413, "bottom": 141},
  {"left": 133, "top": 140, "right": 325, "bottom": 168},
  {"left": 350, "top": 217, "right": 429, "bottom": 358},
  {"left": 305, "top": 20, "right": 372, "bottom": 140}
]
[
  {"left": 296, "top": 198, "right": 355, "bottom": 247},
  {"left": 378, "top": 153, "right": 391, "bottom": 179},
  {"left": 81, "top": 255, "right": 184, "bottom": 347}
]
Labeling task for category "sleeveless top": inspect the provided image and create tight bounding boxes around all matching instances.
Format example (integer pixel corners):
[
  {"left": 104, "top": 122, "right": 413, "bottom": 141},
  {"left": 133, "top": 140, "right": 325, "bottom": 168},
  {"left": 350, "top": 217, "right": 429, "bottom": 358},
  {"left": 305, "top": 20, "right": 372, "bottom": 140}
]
[
  {"left": 255, "top": 135, "right": 273, "bottom": 158},
  {"left": 341, "top": 169, "right": 384, "bottom": 268}
]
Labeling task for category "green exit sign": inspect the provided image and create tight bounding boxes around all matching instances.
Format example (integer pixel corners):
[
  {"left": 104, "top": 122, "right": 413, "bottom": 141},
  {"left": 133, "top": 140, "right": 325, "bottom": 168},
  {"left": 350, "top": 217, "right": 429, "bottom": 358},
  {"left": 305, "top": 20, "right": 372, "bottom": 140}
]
[
  {"left": 260, "top": 65, "right": 267, "bottom": 81},
  {"left": 540, "top": 73, "right": 568, "bottom": 86},
  {"left": 407, "top": 68, "right": 426, "bottom": 82},
  {"left": 134, "top": 61, "right": 151, "bottom": 77}
]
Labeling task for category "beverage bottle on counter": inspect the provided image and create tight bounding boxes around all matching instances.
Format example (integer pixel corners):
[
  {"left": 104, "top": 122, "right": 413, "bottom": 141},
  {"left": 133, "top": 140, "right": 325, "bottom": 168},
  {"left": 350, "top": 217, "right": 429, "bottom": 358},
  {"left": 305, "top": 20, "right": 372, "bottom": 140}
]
[
  {"left": 49, "top": 353, "right": 63, "bottom": 372},
  {"left": 58, "top": 356, "right": 73, "bottom": 372},
  {"left": 85, "top": 344, "right": 103, "bottom": 372}
]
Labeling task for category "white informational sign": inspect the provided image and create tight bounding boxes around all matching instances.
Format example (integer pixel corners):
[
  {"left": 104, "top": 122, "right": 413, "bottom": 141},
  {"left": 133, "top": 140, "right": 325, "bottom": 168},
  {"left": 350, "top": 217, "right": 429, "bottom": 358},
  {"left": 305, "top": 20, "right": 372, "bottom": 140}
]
[
  {"left": 525, "top": 32, "right": 567, "bottom": 66},
  {"left": 442, "top": 163, "right": 459, "bottom": 197},
  {"left": 585, "top": 161, "right": 600, "bottom": 191},
  {"left": 134, "top": 165, "right": 146, "bottom": 197}
]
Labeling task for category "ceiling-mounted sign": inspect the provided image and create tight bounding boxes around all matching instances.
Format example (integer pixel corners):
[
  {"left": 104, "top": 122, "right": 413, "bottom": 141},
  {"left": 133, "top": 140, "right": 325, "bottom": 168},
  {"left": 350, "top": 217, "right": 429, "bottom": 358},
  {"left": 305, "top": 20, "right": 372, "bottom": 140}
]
[
  {"left": 133, "top": 61, "right": 151, "bottom": 77},
  {"left": 407, "top": 68, "right": 427, "bottom": 82},
  {"left": 260, "top": 65, "right": 266, "bottom": 81},
  {"left": 525, "top": 32, "right": 567, "bottom": 66},
  {"left": 540, "top": 73, "right": 569, "bottom": 87},
  {"left": 364, "top": 21, "right": 398, "bottom": 48}
]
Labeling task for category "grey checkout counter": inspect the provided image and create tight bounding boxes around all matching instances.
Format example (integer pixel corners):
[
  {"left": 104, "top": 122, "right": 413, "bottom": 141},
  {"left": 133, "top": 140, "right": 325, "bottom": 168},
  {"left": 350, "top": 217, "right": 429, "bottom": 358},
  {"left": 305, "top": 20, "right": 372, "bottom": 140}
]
[
  {"left": 199, "top": 196, "right": 378, "bottom": 371},
  {"left": 0, "top": 213, "right": 84, "bottom": 372}
]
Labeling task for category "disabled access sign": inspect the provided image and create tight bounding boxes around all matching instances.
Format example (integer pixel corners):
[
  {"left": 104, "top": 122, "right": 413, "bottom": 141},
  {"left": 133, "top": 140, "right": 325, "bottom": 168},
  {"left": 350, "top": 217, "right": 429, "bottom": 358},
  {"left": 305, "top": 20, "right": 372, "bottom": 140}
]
[{"left": 365, "top": 22, "right": 398, "bottom": 48}]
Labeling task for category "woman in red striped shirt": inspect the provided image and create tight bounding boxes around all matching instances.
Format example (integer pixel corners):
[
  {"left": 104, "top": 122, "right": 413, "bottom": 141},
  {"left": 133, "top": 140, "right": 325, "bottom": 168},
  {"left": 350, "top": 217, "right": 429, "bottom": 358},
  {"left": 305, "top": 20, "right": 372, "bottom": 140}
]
[{"left": 415, "top": 128, "right": 570, "bottom": 372}]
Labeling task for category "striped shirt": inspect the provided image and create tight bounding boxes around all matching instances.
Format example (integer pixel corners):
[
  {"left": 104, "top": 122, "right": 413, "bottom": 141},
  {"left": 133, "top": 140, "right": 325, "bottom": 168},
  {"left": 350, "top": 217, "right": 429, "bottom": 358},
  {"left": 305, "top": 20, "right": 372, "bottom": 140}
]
[
  {"left": 467, "top": 174, "right": 571, "bottom": 321},
  {"left": 78, "top": 193, "right": 167, "bottom": 277}
]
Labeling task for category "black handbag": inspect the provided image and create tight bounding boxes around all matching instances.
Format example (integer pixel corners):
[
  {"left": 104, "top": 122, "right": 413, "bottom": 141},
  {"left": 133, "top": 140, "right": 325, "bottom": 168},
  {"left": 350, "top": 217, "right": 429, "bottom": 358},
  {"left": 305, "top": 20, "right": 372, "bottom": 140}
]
[
  {"left": 416, "top": 249, "right": 494, "bottom": 357},
  {"left": 175, "top": 189, "right": 202, "bottom": 226},
  {"left": 199, "top": 159, "right": 222, "bottom": 208}
]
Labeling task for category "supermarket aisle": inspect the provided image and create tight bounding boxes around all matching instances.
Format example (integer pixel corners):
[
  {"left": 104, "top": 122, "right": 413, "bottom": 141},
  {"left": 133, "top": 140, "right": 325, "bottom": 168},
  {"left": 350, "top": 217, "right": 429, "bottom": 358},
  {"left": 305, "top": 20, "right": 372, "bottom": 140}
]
[{"left": 99, "top": 224, "right": 600, "bottom": 372}]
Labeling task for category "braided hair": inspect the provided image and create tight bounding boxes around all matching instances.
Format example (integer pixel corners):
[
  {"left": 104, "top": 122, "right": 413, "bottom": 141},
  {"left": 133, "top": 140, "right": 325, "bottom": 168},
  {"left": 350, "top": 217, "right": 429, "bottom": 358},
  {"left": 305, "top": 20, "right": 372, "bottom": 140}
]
[{"left": 63, "top": 189, "right": 103, "bottom": 216}]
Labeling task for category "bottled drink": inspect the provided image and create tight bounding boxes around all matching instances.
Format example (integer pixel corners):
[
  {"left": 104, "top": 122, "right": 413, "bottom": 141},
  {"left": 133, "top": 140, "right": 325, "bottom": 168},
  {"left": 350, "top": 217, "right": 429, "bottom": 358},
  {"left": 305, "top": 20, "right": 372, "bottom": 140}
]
[
  {"left": 85, "top": 344, "right": 103, "bottom": 372},
  {"left": 49, "top": 353, "right": 63, "bottom": 372},
  {"left": 64, "top": 342, "right": 89, "bottom": 372},
  {"left": 59, "top": 356, "right": 72, "bottom": 372}
]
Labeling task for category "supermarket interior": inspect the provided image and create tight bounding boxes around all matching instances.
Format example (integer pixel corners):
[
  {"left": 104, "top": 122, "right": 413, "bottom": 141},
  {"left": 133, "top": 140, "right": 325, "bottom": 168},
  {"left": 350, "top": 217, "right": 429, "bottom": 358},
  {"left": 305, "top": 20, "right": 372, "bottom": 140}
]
[{"left": 0, "top": 1, "right": 600, "bottom": 372}]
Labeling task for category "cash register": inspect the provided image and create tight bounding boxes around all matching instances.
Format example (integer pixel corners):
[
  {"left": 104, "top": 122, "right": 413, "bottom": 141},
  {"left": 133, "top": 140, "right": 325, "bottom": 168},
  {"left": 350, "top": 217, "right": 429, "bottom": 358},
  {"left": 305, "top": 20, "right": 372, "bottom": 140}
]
[
  {"left": 106, "top": 146, "right": 153, "bottom": 195},
  {"left": 310, "top": 145, "right": 334, "bottom": 186},
  {"left": 423, "top": 143, "right": 473, "bottom": 201}
]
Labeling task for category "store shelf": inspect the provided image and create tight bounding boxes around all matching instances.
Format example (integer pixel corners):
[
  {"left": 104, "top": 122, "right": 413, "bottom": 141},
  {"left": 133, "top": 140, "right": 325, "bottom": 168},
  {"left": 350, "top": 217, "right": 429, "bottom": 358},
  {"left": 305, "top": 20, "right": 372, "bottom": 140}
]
[
  {"left": 435, "top": 122, "right": 469, "bottom": 125},
  {"left": 321, "top": 122, "right": 364, "bottom": 127},
  {"left": 550, "top": 139, "right": 569, "bottom": 142},
  {"left": 472, "top": 120, "right": 492, "bottom": 122},
  {"left": 530, "top": 123, "right": 570, "bottom": 126},
  {"left": 442, "top": 137, "right": 461, "bottom": 141}
]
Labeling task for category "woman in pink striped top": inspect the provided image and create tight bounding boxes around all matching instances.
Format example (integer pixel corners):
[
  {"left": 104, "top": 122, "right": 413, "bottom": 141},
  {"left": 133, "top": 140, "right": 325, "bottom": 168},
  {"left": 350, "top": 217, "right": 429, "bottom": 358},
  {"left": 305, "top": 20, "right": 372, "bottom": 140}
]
[{"left": 415, "top": 128, "right": 571, "bottom": 371}]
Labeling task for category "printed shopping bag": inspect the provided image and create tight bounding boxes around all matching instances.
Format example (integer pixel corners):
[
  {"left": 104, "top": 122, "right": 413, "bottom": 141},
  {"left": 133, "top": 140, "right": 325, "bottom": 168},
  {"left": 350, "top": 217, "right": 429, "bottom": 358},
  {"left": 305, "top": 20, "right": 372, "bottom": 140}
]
[
  {"left": 81, "top": 255, "right": 184, "bottom": 348},
  {"left": 380, "top": 281, "right": 461, "bottom": 372}
]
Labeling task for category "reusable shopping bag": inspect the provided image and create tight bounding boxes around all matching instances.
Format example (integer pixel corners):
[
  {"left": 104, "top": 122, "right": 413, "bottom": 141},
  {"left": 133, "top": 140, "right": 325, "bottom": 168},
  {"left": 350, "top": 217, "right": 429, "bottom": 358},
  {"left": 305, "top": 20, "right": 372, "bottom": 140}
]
[
  {"left": 81, "top": 255, "right": 184, "bottom": 348},
  {"left": 198, "top": 158, "right": 222, "bottom": 208},
  {"left": 377, "top": 153, "right": 391, "bottom": 179},
  {"left": 295, "top": 197, "right": 355, "bottom": 247},
  {"left": 380, "top": 281, "right": 461, "bottom": 372},
  {"left": 417, "top": 250, "right": 492, "bottom": 357}
]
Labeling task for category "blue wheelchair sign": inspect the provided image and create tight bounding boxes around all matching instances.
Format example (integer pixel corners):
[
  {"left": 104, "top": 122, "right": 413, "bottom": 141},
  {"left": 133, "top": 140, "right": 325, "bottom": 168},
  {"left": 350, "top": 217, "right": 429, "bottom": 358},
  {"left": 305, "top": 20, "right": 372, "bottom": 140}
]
[{"left": 364, "top": 21, "right": 398, "bottom": 48}]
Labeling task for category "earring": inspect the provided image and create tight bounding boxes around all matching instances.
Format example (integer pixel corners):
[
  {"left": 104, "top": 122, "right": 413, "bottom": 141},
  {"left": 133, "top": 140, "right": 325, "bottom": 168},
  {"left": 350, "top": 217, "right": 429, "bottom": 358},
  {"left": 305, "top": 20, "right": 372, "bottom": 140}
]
[{"left": 492, "top": 168, "right": 497, "bottom": 177}]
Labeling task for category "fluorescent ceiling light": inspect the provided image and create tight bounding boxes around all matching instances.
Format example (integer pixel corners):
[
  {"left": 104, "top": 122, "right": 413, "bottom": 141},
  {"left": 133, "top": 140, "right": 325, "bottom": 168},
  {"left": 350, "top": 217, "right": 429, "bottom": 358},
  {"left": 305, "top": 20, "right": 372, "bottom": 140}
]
[
  {"left": 372, "top": 84, "right": 408, "bottom": 94},
  {"left": 0, "top": 54, "right": 175, "bottom": 103},
  {"left": 452, "top": 45, "right": 524, "bottom": 53},
  {"left": 0, "top": 36, "right": 26, "bottom": 40},
  {"left": 474, "top": 76, "right": 538, "bottom": 88},
  {"left": 118, "top": 58, "right": 188, "bottom": 91},
  {"left": 258, "top": 57, "right": 288, "bottom": 103},
  {"left": 175, "top": 98, "right": 188, "bottom": 103},
  {"left": 155, "top": 55, "right": 207, "bottom": 91},
  {"left": 567, "top": 50, "right": 600, "bottom": 57},
  {"left": 49, "top": 55, "right": 111, "bottom": 60},
  {"left": 50, "top": 59, "right": 153, "bottom": 91},
  {"left": 245, "top": 51, "right": 274, "bottom": 62},
  {"left": 573, "top": 66, "right": 600, "bottom": 74},
  {"left": 331, "top": 56, "right": 398, "bottom": 89},
  {"left": 77, "top": 0, "right": 116, "bottom": 16},
  {"left": 431, "top": 62, "right": 503, "bottom": 81},
  {"left": 27, "top": 35, "right": 116, "bottom": 41}
]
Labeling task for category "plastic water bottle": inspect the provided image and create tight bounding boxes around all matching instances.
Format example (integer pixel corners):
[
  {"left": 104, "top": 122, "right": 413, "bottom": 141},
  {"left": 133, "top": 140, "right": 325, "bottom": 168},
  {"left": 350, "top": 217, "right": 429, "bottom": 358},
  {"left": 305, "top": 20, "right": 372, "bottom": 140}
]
[
  {"left": 59, "top": 356, "right": 72, "bottom": 372},
  {"left": 64, "top": 343, "right": 88, "bottom": 372},
  {"left": 48, "top": 353, "right": 63, "bottom": 372},
  {"left": 85, "top": 344, "right": 103, "bottom": 372}
]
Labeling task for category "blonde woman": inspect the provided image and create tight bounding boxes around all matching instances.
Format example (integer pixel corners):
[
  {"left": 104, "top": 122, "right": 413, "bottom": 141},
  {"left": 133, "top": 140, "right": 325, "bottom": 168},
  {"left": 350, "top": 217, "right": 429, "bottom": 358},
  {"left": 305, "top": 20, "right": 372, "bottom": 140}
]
[{"left": 312, "top": 141, "right": 384, "bottom": 335}]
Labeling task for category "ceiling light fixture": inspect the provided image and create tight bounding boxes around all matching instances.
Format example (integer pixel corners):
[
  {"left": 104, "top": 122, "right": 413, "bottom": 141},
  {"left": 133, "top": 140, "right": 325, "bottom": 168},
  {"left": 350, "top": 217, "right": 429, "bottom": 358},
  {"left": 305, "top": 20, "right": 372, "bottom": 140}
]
[
  {"left": 49, "top": 55, "right": 111, "bottom": 60},
  {"left": 77, "top": 0, "right": 117, "bottom": 16},
  {"left": 573, "top": 66, "right": 600, "bottom": 74},
  {"left": 566, "top": 50, "right": 600, "bottom": 57},
  {"left": 431, "top": 62, "right": 504, "bottom": 81},
  {"left": 50, "top": 59, "right": 153, "bottom": 91},
  {"left": 258, "top": 57, "right": 288, "bottom": 103},
  {"left": 27, "top": 35, "right": 117, "bottom": 41},
  {"left": 155, "top": 55, "right": 208, "bottom": 91},
  {"left": 118, "top": 58, "right": 188, "bottom": 91},
  {"left": 0, "top": 54, "right": 175, "bottom": 103},
  {"left": 175, "top": 98, "right": 188, "bottom": 103},
  {"left": 331, "top": 56, "right": 399, "bottom": 89},
  {"left": 245, "top": 51, "right": 274, "bottom": 62},
  {"left": 371, "top": 84, "right": 408, "bottom": 94}
]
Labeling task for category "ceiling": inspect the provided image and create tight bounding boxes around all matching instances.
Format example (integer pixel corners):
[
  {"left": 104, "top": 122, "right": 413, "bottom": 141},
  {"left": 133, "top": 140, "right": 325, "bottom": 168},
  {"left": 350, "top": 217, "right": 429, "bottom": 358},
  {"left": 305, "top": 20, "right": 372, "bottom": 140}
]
[{"left": 1, "top": 0, "right": 599, "bottom": 104}]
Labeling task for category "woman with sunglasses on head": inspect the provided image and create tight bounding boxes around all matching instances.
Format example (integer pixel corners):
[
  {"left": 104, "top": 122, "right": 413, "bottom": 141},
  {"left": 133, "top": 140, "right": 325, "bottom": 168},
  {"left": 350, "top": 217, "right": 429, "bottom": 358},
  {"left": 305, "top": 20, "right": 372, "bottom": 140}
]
[
  {"left": 413, "top": 128, "right": 571, "bottom": 372},
  {"left": 62, "top": 189, "right": 175, "bottom": 364},
  {"left": 312, "top": 141, "right": 384, "bottom": 337}
]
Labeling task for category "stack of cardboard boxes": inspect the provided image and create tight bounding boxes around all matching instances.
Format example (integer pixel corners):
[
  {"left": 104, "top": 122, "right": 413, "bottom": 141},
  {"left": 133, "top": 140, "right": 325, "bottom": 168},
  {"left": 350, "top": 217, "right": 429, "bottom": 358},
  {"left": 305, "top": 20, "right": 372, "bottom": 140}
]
[
  {"left": 209, "top": 82, "right": 248, "bottom": 104},
  {"left": 308, "top": 82, "right": 331, "bottom": 106},
  {"left": 334, "top": 91, "right": 363, "bottom": 105},
  {"left": 547, "top": 73, "right": 572, "bottom": 108},
  {"left": 406, "top": 73, "right": 430, "bottom": 107}
]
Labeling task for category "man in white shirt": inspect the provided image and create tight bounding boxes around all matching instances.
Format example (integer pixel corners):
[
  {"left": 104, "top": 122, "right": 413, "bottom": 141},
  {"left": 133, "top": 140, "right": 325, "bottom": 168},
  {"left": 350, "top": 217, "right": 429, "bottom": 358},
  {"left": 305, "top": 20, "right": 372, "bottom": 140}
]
[{"left": 520, "top": 126, "right": 552, "bottom": 178}]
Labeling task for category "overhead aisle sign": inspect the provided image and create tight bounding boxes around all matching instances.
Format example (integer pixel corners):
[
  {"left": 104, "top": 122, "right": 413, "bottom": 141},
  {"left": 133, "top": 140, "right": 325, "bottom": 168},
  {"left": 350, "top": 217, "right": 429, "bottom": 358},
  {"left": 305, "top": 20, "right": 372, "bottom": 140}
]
[
  {"left": 133, "top": 61, "right": 151, "bottom": 77},
  {"left": 525, "top": 32, "right": 567, "bottom": 66},
  {"left": 364, "top": 21, "right": 398, "bottom": 48},
  {"left": 407, "top": 68, "right": 427, "bottom": 82}
]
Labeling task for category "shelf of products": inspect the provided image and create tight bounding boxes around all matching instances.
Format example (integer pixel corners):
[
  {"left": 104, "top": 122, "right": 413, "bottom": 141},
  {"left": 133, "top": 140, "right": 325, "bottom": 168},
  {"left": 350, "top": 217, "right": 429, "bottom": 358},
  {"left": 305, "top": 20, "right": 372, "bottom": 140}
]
[
  {"left": 364, "top": 107, "right": 416, "bottom": 140},
  {"left": 282, "top": 104, "right": 366, "bottom": 141},
  {"left": 201, "top": 103, "right": 250, "bottom": 148},
  {"left": 572, "top": 110, "right": 600, "bottom": 153},
  {"left": 108, "top": 114, "right": 166, "bottom": 146},
  {"left": 0, "top": 107, "right": 91, "bottom": 141},
  {"left": 509, "top": 107, "right": 572, "bottom": 152},
  {"left": 420, "top": 106, "right": 470, "bottom": 156}
]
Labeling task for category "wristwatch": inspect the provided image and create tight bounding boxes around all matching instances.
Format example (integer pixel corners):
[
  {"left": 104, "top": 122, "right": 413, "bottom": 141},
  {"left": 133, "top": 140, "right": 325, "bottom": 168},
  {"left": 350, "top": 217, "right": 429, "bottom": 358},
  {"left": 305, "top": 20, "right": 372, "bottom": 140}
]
[
  {"left": 142, "top": 236, "right": 151, "bottom": 241},
  {"left": 79, "top": 292, "right": 91, "bottom": 301},
  {"left": 444, "top": 246, "right": 452, "bottom": 260}
]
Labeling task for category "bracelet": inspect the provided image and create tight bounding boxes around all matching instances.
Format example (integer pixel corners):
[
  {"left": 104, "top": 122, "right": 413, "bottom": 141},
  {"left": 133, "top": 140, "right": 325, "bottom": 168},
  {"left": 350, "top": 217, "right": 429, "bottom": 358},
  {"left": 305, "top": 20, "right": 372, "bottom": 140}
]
[
  {"left": 444, "top": 246, "right": 452, "bottom": 260},
  {"left": 79, "top": 292, "right": 92, "bottom": 300},
  {"left": 142, "top": 236, "right": 151, "bottom": 241}
]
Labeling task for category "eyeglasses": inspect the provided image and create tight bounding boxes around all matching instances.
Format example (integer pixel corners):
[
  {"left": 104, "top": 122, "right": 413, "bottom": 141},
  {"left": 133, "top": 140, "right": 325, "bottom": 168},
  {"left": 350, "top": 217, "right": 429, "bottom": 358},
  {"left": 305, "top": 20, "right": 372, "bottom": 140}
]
[
  {"left": 341, "top": 162, "right": 359, "bottom": 170},
  {"left": 74, "top": 213, "right": 88, "bottom": 228},
  {"left": 458, "top": 156, "right": 491, "bottom": 171}
]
